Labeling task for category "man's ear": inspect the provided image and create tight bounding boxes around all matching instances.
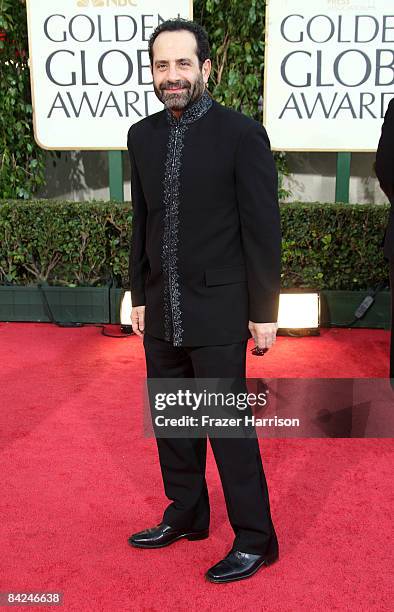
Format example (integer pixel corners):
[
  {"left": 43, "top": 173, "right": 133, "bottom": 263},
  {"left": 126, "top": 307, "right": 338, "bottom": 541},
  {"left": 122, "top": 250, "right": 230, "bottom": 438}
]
[{"left": 202, "top": 59, "right": 212, "bottom": 84}]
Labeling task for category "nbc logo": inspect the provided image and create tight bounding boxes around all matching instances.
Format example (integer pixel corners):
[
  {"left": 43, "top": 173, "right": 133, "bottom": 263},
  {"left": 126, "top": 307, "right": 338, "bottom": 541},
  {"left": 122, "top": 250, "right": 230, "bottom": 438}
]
[{"left": 76, "top": 0, "right": 138, "bottom": 7}]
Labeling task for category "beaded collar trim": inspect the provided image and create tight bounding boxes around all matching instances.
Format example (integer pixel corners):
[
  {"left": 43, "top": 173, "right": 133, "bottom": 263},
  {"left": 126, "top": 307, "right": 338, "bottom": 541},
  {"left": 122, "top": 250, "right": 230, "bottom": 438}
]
[{"left": 161, "top": 89, "right": 213, "bottom": 346}]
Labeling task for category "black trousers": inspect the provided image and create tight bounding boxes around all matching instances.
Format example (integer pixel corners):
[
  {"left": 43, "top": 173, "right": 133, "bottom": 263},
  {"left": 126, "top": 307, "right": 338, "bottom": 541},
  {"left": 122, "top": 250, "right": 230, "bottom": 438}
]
[{"left": 142, "top": 331, "right": 276, "bottom": 555}]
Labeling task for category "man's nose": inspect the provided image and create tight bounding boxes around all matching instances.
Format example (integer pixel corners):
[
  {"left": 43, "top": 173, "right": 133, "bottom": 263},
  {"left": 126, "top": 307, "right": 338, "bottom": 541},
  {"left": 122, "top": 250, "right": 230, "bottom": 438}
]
[{"left": 167, "top": 63, "right": 180, "bottom": 82}]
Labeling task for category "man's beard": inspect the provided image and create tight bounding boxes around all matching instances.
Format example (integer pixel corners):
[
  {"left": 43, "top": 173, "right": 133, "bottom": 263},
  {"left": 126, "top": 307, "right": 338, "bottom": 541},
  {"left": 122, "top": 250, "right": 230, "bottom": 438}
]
[{"left": 154, "top": 73, "right": 205, "bottom": 111}]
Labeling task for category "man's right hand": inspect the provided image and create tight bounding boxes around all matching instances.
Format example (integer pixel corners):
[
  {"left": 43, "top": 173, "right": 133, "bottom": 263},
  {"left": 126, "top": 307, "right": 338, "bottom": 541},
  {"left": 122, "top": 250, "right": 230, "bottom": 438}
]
[{"left": 131, "top": 305, "right": 146, "bottom": 336}]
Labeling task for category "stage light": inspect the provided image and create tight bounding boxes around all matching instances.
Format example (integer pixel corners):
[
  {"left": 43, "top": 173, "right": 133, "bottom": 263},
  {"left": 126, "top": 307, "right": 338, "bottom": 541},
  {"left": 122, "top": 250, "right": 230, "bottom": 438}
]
[
  {"left": 120, "top": 290, "right": 133, "bottom": 335},
  {"left": 278, "top": 291, "right": 320, "bottom": 336}
]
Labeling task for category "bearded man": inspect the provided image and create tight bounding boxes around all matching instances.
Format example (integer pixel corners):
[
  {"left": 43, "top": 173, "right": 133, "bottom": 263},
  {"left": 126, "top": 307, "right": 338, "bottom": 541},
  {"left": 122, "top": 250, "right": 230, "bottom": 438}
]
[{"left": 127, "top": 18, "right": 281, "bottom": 583}]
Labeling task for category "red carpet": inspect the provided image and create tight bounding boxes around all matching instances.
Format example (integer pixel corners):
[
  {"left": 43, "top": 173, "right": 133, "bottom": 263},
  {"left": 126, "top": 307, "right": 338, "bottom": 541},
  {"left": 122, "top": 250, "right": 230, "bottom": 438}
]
[{"left": 0, "top": 324, "right": 392, "bottom": 611}]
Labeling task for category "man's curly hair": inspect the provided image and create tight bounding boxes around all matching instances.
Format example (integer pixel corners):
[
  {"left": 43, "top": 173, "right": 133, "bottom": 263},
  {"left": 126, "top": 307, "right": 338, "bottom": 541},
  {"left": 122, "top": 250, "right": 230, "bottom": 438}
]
[{"left": 148, "top": 18, "right": 211, "bottom": 69}]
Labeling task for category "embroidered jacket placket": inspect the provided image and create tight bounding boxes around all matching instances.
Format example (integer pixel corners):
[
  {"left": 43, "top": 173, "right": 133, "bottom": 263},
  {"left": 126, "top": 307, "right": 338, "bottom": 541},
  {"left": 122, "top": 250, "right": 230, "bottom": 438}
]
[{"left": 162, "top": 90, "right": 213, "bottom": 346}]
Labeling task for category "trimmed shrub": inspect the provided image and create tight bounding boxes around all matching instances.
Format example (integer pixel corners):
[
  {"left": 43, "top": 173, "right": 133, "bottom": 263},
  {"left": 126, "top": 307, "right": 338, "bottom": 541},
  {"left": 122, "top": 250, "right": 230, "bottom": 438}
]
[{"left": 0, "top": 200, "right": 389, "bottom": 289}]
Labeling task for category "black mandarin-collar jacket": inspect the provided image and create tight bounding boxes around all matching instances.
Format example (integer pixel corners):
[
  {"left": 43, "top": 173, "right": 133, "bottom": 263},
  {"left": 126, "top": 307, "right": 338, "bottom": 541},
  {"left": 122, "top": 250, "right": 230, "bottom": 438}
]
[
  {"left": 127, "top": 90, "right": 281, "bottom": 347},
  {"left": 376, "top": 97, "right": 394, "bottom": 261}
]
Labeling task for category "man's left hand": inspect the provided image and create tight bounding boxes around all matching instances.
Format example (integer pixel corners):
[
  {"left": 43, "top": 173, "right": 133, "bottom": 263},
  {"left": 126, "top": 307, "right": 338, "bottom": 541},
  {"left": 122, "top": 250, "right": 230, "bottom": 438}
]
[{"left": 249, "top": 321, "right": 278, "bottom": 349}]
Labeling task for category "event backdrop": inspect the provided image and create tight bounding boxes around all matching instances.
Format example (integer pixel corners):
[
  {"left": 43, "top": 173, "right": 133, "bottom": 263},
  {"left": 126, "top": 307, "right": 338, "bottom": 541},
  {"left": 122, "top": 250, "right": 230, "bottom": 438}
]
[
  {"left": 264, "top": 0, "right": 394, "bottom": 151},
  {"left": 26, "top": 0, "right": 192, "bottom": 149}
]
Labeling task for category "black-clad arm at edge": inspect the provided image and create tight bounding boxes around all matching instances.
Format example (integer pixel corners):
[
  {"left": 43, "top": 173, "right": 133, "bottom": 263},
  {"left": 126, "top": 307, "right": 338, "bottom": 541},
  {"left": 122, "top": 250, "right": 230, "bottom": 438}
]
[{"left": 376, "top": 98, "right": 394, "bottom": 203}]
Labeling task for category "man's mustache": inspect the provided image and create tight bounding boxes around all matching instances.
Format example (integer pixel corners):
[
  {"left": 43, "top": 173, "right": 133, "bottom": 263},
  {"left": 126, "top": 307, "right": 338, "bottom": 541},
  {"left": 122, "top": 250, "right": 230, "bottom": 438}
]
[{"left": 161, "top": 82, "right": 191, "bottom": 91}]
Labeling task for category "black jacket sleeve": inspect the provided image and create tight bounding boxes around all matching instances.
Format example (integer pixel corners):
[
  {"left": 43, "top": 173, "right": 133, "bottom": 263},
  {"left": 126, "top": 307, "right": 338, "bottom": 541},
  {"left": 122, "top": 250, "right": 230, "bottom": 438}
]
[
  {"left": 127, "top": 127, "right": 150, "bottom": 306},
  {"left": 235, "top": 122, "right": 282, "bottom": 323},
  {"left": 376, "top": 98, "right": 394, "bottom": 203}
]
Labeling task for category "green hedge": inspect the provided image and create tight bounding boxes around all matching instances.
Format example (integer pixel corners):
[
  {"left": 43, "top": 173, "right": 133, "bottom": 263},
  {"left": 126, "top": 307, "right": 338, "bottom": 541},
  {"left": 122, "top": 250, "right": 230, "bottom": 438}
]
[
  {"left": 281, "top": 202, "right": 389, "bottom": 289},
  {"left": 0, "top": 200, "right": 389, "bottom": 290},
  {"left": 0, "top": 200, "right": 131, "bottom": 287}
]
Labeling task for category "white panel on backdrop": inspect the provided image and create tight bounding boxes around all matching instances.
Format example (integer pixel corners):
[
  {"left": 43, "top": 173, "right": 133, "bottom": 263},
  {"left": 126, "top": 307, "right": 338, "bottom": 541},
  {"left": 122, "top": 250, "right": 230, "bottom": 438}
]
[
  {"left": 264, "top": 0, "right": 394, "bottom": 151},
  {"left": 26, "top": 0, "right": 192, "bottom": 149}
]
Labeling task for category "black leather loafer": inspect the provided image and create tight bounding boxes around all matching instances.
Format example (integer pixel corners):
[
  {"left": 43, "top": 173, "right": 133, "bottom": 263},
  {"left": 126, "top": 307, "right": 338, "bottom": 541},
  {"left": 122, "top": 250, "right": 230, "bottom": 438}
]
[
  {"left": 128, "top": 522, "right": 209, "bottom": 549},
  {"left": 205, "top": 538, "right": 278, "bottom": 583}
]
